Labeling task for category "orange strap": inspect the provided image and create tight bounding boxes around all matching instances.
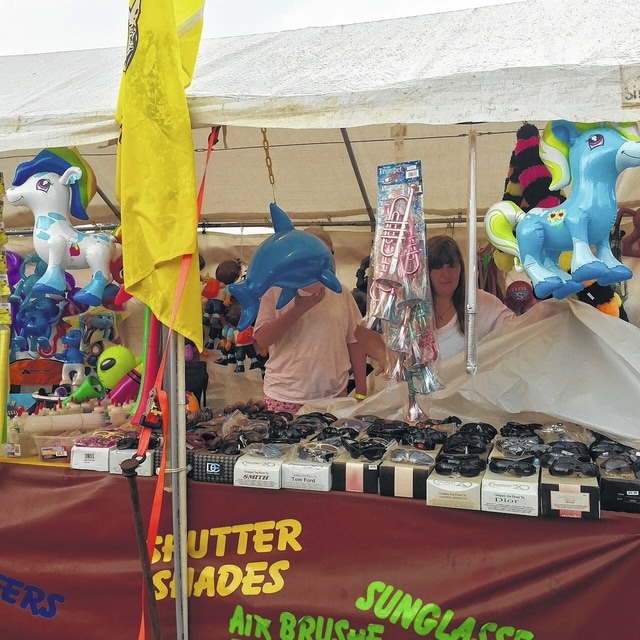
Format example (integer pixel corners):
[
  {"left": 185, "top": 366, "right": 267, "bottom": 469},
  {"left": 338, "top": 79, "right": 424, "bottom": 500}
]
[{"left": 134, "top": 126, "right": 219, "bottom": 640}]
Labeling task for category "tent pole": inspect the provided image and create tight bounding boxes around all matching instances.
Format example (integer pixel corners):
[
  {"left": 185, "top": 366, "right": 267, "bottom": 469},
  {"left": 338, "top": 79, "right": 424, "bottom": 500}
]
[
  {"left": 465, "top": 129, "right": 478, "bottom": 376},
  {"left": 340, "top": 128, "right": 376, "bottom": 230},
  {"left": 167, "top": 332, "right": 190, "bottom": 639}
]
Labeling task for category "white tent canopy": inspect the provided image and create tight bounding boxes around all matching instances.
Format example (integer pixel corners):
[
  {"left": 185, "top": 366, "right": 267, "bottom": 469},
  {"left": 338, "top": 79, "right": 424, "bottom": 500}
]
[{"left": 2, "top": 0, "right": 640, "bottom": 230}]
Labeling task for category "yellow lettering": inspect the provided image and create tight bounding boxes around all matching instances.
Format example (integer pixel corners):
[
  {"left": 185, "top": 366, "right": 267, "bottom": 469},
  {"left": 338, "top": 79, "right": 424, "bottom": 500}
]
[
  {"left": 275, "top": 519, "right": 302, "bottom": 552},
  {"left": 209, "top": 526, "right": 232, "bottom": 557},
  {"left": 216, "top": 563, "right": 244, "bottom": 596},
  {"left": 253, "top": 520, "right": 276, "bottom": 552},
  {"left": 263, "top": 560, "right": 289, "bottom": 594},
  {"left": 192, "top": 566, "right": 216, "bottom": 597}
]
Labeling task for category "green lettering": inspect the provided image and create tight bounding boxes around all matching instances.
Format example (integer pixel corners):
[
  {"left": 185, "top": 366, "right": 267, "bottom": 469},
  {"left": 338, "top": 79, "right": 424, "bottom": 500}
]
[
  {"left": 297, "top": 615, "right": 315, "bottom": 640},
  {"left": 373, "top": 585, "right": 404, "bottom": 619},
  {"left": 229, "top": 605, "right": 246, "bottom": 634},
  {"left": 355, "top": 581, "right": 387, "bottom": 612},
  {"left": 496, "top": 626, "right": 515, "bottom": 640},
  {"left": 479, "top": 621, "right": 498, "bottom": 640},
  {"left": 513, "top": 630, "right": 535, "bottom": 640},
  {"left": 365, "top": 623, "right": 385, "bottom": 639},
  {"left": 389, "top": 594, "right": 424, "bottom": 629},
  {"left": 414, "top": 603, "right": 441, "bottom": 635},
  {"left": 434, "top": 609, "right": 455, "bottom": 639},
  {"left": 334, "top": 619, "right": 351, "bottom": 640},
  {"left": 279, "top": 612, "right": 296, "bottom": 640},
  {"left": 449, "top": 616, "right": 476, "bottom": 640}
]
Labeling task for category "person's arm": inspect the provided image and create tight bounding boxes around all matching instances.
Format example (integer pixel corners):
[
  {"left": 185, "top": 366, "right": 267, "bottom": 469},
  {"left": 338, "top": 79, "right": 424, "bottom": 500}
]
[
  {"left": 253, "top": 287, "right": 326, "bottom": 350},
  {"left": 347, "top": 340, "right": 368, "bottom": 399},
  {"left": 354, "top": 324, "right": 387, "bottom": 376}
]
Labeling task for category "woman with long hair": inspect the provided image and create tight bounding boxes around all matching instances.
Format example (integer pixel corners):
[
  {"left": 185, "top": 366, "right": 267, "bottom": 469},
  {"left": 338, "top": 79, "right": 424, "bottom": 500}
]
[{"left": 427, "top": 235, "right": 514, "bottom": 360}]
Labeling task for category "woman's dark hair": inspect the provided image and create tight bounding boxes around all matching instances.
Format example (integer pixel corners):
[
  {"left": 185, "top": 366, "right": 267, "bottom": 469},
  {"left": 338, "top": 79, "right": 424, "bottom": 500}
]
[{"left": 427, "top": 235, "right": 466, "bottom": 333}]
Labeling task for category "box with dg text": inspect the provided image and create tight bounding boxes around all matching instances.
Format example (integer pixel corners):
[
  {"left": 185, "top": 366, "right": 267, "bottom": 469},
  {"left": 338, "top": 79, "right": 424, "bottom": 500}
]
[
  {"left": 191, "top": 450, "right": 237, "bottom": 484},
  {"left": 481, "top": 467, "right": 540, "bottom": 517},
  {"left": 70, "top": 445, "right": 115, "bottom": 472},
  {"left": 281, "top": 459, "right": 332, "bottom": 492},
  {"left": 233, "top": 454, "right": 282, "bottom": 489},
  {"left": 539, "top": 468, "right": 600, "bottom": 519}
]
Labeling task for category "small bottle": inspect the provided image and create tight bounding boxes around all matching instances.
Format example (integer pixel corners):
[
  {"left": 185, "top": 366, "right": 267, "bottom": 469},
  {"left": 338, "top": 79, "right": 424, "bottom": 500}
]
[{"left": 8, "top": 423, "right": 22, "bottom": 457}]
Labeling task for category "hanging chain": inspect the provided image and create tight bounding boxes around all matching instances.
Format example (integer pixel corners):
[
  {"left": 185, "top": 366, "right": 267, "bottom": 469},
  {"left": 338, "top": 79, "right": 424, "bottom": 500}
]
[{"left": 261, "top": 128, "right": 277, "bottom": 202}]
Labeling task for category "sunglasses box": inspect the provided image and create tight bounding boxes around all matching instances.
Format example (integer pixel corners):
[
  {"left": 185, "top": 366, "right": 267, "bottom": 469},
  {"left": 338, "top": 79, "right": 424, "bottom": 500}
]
[
  {"left": 539, "top": 467, "right": 600, "bottom": 519},
  {"left": 379, "top": 445, "right": 439, "bottom": 499},
  {"left": 281, "top": 458, "right": 332, "bottom": 492},
  {"left": 108, "top": 447, "right": 156, "bottom": 477},
  {"left": 33, "top": 433, "right": 80, "bottom": 463},
  {"left": 70, "top": 444, "right": 114, "bottom": 472},
  {"left": 426, "top": 468, "right": 483, "bottom": 511},
  {"left": 331, "top": 450, "right": 381, "bottom": 493},
  {"left": 481, "top": 466, "right": 540, "bottom": 517},
  {"left": 191, "top": 450, "right": 238, "bottom": 484},
  {"left": 599, "top": 471, "right": 640, "bottom": 513},
  {"left": 233, "top": 453, "right": 283, "bottom": 489}
]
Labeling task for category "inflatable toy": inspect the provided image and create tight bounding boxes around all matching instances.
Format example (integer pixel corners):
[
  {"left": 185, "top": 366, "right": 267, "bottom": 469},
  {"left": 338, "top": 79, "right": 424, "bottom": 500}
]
[
  {"left": 228, "top": 203, "right": 341, "bottom": 331},
  {"left": 485, "top": 121, "right": 640, "bottom": 300},
  {"left": 96, "top": 344, "right": 140, "bottom": 391},
  {"left": 54, "top": 328, "right": 87, "bottom": 389},
  {"left": 5, "top": 148, "right": 122, "bottom": 307}
]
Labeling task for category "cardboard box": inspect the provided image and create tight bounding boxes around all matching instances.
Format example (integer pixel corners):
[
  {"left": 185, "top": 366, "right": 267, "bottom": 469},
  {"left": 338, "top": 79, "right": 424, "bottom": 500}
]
[
  {"left": 70, "top": 445, "right": 114, "bottom": 472},
  {"left": 191, "top": 450, "right": 238, "bottom": 484},
  {"left": 281, "top": 459, "right": 332, "bottom": 492},
  {"left": 540, "top": 467, "right": 600, "bottom": 519},
  {"left": 426, "top": 470, "right": 483, "bottom": 511},
  {"left": 600, "top": 474, "right": 640, "bottom": 513},
  {"left": 33, "top": 434, "right": 80, "bottom": 463},
  {"left": 331, "top": 451, "right": 381, "bottom": 493},
  {"left": 109, "top": 448, "right": 156, "bottom": 477},
  {"left": 379, "top": 446, "right": 438, "bottom": 499},
  {"left": 233, "top": 454, "right": 282, "bottom": 489},
  {"left": 481, "top": 466, "right": 540, "bottom": 517}
]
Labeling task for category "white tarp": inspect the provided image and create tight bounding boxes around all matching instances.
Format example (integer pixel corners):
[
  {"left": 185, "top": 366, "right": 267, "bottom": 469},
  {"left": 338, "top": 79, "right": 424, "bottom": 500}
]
[{"left": 304, "top": 298, "right": 640, "bottom": 449}]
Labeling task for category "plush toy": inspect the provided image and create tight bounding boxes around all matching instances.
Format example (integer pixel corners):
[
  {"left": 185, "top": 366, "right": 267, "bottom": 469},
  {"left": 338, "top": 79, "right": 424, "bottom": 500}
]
[
  {"left": 202, "top": 258, "right": 242, "bottom": 349},
  {"left": 577, "top": 280, "right": 627, "bottom": 320}
]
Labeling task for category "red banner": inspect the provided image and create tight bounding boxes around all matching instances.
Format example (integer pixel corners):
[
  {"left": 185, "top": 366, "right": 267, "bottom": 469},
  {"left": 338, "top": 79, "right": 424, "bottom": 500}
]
[{"left": 1, "top": 462, "right": 638, "bottom": 639}]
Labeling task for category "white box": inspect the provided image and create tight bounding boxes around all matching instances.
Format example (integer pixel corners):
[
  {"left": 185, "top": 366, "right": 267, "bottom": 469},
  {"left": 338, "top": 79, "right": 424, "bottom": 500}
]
[
  {"left": 426, "top": 471, "right": 483, "bottom": 511},
  {"left": 233, "top": 454, "right": 282, "bottom": 489},
  {"left": 281, "top": 460, "right": 332, "bottom": 491},
  {"left": 481, "top": 467, "right": 540, "bottom": 516},
  {"left": 70, "top": 445, "right": 114, "bottom": 472},
  {"left": 109, "top": 448, "right": 156, "bottom": 477}
]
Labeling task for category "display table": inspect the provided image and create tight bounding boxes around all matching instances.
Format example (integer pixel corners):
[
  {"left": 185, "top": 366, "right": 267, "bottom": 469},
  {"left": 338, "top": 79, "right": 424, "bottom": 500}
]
[{"left": 1, "top": 461, "right": 638, "bottom": 640}]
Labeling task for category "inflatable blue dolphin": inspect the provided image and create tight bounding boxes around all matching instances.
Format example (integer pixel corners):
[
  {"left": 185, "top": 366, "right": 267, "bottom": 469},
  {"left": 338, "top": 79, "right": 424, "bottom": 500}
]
[{"left": 227, "top": 203, "right": 342, "bottom": 331}]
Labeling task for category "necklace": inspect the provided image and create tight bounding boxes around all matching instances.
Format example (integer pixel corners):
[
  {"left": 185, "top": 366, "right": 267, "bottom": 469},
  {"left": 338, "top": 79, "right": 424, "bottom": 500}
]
[{"left": 434, "top": 303, "right": 454, "bottom": 324}]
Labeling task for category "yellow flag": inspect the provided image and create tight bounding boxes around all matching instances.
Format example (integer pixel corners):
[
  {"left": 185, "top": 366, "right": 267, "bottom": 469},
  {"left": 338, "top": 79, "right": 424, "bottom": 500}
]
[{"left": 116, "top": 0, "right": 205, "bottom": 352}]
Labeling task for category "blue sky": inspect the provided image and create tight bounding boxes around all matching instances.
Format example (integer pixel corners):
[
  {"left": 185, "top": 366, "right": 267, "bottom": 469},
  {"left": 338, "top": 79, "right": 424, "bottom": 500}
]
[{"left": 0, "top": 0, "right": 519, "bottom": 55}]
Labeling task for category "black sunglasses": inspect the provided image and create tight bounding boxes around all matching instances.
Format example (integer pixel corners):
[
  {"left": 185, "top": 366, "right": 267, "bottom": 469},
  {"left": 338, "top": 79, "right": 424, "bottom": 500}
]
[
  {"left": 390, "top": 448, "right": 435, "bottom": 465},
  {"left": 489, "top": 458, "right": 537, "bottom": 477},
  {"left": 459, "top": 422, "right": 497, "bottom": 442},
  {"left": 548, "top": 456, "right": 600, "bottom": 478},
  {"left": 435, "top": 454, "right": 486, "bottom": 477},
  {"left": 402, "top": 427, "right": 447, "bottom": 449},
  {"left": 599, "top": 454, "right": 640, "bottom": 477},
  {"left": 442, "top": 433, "right": 487, "bottom": 455},
  {"left": 500, "top": 421, "right": 543, "bottom": 438},
  {"left": 340, "top": 436, "right": 389, "bottom": 462}
]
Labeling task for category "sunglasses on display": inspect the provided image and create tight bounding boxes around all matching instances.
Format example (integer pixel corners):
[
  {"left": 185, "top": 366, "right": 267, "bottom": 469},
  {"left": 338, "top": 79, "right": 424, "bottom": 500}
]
[
  {"left": 500, "top": 422, "right": 543, "bottom": 438},
  {"left": 442, "top": 433, "right": 488, "bottom": 456},
  {"left": 297, "top": 443, "right": 340, "bottom": 463},
  {"left": 488, "top": 458, "right": 538, "bottom": 477},
  {"left": 434, "top": 455, "right": 486, "bottom": 478},
  {"left": 599, "top": 454, "right": 640, "bottom": 478},
  {"left": 402, "top": 427, "right": 447, "bottom": 449},
  {"left": 340, "top": 436, "right": 389, "bottom": 462},
  {"left": 589, "top": 439, "right": 634, "bottom": 459},
  {"left": 495, "top": 437, "right": 546, "bottom": 459},
  {"left": 547, "top": 456, "right": 600, "bottom": 478},
  {"left": 459, "top": 422, "right": 498, "bottom": 442},
  {"left": 390, "top": 448, "right": 435, "bottom": 465}
]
